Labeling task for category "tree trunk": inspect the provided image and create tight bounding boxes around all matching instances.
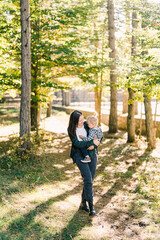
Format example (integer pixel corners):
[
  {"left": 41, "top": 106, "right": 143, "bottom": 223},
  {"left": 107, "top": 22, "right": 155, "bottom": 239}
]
[
  {"left": 62, "top": 90, "right": 65, "bottom": 106},
  {"left": 144, "top": 95, "right": 156, "bottom": 150},
  {"left": 127, "top": 88, "right": 135, "bottom": 142},
  {"left": 108, "top": 0, "right": 117, "bottom": 133},
  {"left": 93, "top": 22, "right": 102, "bottom": 125},
  {"left": 61, "top": 90, "right": 70, "bottom": 106},
  {"left": 135, "top": 101, "right": 138, "bottom": 115},
  {"left": 127, "top": 11, "right": 138, "bottom": 142},
  {"left": 139, "top": 102, "right": 143, "bottom": 138},
  {"left": 142, "top": 20, "right": 156, "bottom": 149},
  {"left": 123, "top": 90, "right": 128, "bottom": 114},
  {"left": 20, "top": 0, "right": 31, "bottom": 149},
  {"left": 95, "top": 86, "right": 102, "bottom": 126},
  {"left": 123, "top": 1, "right": 129, "bottom": 115},
  {"left": 37, "top": 104, "right": 41, "bottom": 124},
  {"left": 31, "top": 98, "right": 38, "bottom": 131},
  {"left": 30, "top": 9, "right": 40, "bottom": 133},
  {"left": 65, "top": 91, "right": 70, "bottom": 106},
  {"left": 46, "top": 101, "right": 52, "bottom": 117}
]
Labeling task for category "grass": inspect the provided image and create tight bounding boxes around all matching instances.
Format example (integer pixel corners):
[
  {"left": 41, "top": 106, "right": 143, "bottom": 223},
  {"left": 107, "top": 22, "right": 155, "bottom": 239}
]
[
  {"left": 0, "top": 104, "right": 20, "bottom": 126},
  {"left": 0, "top": 111, "right": 160, "bottom": 239}
]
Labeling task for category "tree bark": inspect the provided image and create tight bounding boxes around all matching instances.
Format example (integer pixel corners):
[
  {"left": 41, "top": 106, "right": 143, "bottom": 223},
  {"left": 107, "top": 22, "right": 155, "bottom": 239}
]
[
  {"left": 95, "top": 86, "right": 102, "bottom": 126},
  {"left": 37, "top": 104, "right": 41, "bottom": 124},
  {"left": 31, "top": 97, "right": 38, "bottom": 131},
  {"left": 46, "top": 101, "right": 52, "bottom": 117},
  {"left": 108, "top": 0, "right": 117, "bottom": 133},
  {"left": 144, "top": 95, "right": 156, "bottom": 150},
  {"left": 123, "top": 1, "right": 129, "bottom": 115},
  {"left": 127, "top": 88, "right": 135, "bottom": 142},
  {"left": 123, "top": 90, "right": 128, "bottom": 114},
  {"left": 65, "top": 91, "right": 70, "bottom": 106},
  {"left": 62, "top": 90, "right": 65, "bottom": 106},
  {"left": 30, "top": 10, "right": 40, "bottom": 133},
  {"left": 20, "top": 0, "right": 31, "bottom": 149},
  {"left": 61, "top": 90, "right": 70, "bottom": 106},
  {"left": 142, "top": 20, "right": 156, "bottom": 149},
  {"left": 135, "top": 101, "right": 138, "bottom": 115},
  {"left": 93, "top": 22, "right": 102, "bottom": 125},
  {"left": 127, "top": 11, "right": 138, "bottom": 142}
]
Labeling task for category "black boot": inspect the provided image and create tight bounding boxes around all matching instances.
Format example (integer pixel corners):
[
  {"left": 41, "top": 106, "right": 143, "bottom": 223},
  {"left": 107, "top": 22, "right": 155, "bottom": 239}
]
[
  {"left": 89, "top": 202, "right": 96, "bottom": 216},
  {"left": 79, "top": 199, "right": 89, "bottom": 212}
]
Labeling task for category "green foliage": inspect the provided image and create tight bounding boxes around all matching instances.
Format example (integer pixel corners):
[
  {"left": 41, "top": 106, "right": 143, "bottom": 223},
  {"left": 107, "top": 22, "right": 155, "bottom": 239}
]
[
  {"left": 0, "top": 0, "right": 90, "bottom": 101},
  {"left": 117, "top": 0, "right": 160, "bottom": 101},
  {"left": 0, "top": 0, "right": 160, "bottom": 103},
  {"left": 0, "top": 137, "right": 31, "bottom": 169},
  {"left": 0, "top": 131, "right": 43, "bottom": 169}
]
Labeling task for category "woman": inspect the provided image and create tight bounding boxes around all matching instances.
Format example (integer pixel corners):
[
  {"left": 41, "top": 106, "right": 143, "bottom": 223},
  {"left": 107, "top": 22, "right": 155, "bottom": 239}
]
[{"left": 68, "top": 110, "right": 101, "bottom": 216}]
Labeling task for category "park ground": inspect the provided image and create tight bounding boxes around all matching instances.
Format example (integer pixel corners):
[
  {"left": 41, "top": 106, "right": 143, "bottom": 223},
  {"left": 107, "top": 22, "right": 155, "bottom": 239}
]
[{"left": 0, "top": 104, "right": 160, "bottom": 240}]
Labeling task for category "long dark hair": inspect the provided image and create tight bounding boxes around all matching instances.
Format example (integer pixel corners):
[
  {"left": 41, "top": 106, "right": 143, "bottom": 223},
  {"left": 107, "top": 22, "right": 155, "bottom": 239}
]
[{"left": 68, "top": 110, "right": 82, "bottom": 137}]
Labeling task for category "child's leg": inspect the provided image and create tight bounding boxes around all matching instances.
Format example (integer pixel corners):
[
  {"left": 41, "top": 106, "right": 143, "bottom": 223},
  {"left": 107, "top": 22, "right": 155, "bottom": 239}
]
[
  {"left": 81, "top": 148, "right": 89, "bottom": 157},
  {"left": 81, "top": 148, "right": 91, "bottom": 163}
]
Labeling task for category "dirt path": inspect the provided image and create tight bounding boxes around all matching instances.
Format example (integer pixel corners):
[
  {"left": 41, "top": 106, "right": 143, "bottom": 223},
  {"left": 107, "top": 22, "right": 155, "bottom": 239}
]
[
  {"left": 0, "top": 111, "right": 108, "bottom": 139},
  {"left": 0, "top": 112, "right": 68, "bottom": 140}
]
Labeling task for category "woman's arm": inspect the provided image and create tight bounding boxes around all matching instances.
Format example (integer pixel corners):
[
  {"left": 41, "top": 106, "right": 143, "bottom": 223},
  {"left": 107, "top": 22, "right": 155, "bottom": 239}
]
[
  {"left": 82, "top": 129, "right": 96, "bottom": 142},
  {"left": 69, "top": 134, "right": 94, "bottom": 149}
]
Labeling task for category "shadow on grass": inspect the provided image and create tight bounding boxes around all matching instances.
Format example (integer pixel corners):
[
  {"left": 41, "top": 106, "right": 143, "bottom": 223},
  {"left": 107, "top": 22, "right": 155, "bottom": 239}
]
[
  {"left": 0, "top": 181, "right": 89, "bottom": 240},
  {"left": 53, "top": 210, "right": 92, "bottom": 240},
  {"left": 0, "top": 134, "right": 119, "bottom": 239},
  {"left": 0, "top": 133, "right": 74, "bottom": 200},
  {"left": 0, "top": 129, "right": 154, "bottom": 240},
  {"left": 95, "top": 149, "right": 152, "bottom": 212}
]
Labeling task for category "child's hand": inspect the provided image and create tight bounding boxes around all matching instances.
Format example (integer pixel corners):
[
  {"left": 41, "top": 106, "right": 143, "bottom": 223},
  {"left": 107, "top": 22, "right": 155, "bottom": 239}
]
[{"left": 79, "top": 135, "right": 83, "bottom": 139}]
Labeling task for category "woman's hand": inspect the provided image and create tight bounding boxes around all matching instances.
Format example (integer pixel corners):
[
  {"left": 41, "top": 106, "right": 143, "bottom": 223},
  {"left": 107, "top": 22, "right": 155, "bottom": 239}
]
[
  {"left": 87, "top": 145, "right": 94, "bottom": 150},
  {"left": 93, "top": 139, "right": 100, "bottom": 146}
]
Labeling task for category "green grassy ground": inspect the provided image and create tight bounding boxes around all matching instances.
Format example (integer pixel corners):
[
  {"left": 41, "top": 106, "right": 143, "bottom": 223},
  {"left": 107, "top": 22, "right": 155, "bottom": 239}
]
[
  {"left": 0, "top": 104, "right": 19, "bottom": 126},
  {"left": 0, "top": 108, "right": 160, "bottom": 239},
  {"left": 0, "top": 129, "right": 160, "bottom": 240}
]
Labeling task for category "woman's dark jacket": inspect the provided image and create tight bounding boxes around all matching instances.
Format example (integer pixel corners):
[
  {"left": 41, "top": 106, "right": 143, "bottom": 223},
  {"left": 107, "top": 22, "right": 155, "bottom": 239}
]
[{"left": 68, "top": 121, "right": 101, "bottom": 163}]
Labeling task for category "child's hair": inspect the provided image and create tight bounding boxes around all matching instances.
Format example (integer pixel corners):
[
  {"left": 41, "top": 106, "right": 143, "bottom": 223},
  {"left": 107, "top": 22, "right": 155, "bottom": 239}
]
[{"left": 87, "top": 115, "right": 98, "bottom": 126}]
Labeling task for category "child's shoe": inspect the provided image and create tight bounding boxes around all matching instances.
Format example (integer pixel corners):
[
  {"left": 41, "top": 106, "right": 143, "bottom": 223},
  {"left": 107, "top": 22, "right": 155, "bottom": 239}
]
[{"left": 81, "top": 156, "right": 91, "bottom": 163}]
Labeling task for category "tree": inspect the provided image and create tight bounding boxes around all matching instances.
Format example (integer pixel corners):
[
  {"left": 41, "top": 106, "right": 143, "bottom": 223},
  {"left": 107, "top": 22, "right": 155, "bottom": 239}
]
[
  {"left": 127, "top": 11, "right": 137, "bottom": 143},
  {"left": 108, "top": 0, "right": 117, "bottom": 133},
  {"left": 0, "top": 1, "right": 21, "bottom": 97},
  {"left": 0, "top": 0, "right": 88, "bottom": 131},
  {"left": 72, "top": 0, "right": 109, "bottom": 125},
  {"left": 29, "top": 0, "right": 90, "bottom": 130},
  {"left": 20, "top": 0, "right": 31, "bottom": 149},
  {"left": 144, "top": 94, "right": 156, "bottom": 150},
  {"left": 141, "top": 18, "right": 156, "bottom": 150}
]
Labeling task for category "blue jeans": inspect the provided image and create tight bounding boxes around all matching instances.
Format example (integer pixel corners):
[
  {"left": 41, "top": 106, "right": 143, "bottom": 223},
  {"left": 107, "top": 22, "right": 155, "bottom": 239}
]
[{"left": 75, "top": 149, "right": 97, "bottom": 203}]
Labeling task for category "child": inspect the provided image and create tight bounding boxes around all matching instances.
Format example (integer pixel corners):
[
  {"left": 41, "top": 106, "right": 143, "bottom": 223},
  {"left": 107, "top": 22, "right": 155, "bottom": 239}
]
[{"left": 79, "top": 115, "right": 103, "bottom": 163}]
